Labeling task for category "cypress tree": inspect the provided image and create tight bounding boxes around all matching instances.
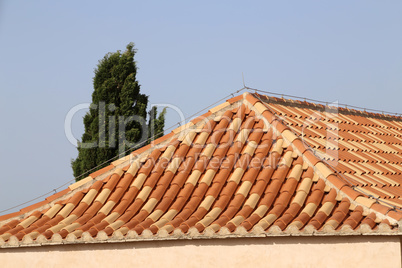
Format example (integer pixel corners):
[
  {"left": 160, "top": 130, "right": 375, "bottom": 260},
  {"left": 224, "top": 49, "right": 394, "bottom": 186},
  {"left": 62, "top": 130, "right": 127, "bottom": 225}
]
[
  {"left": 148, "top": 106, "right": 166, "bottom": 143},
  {"left": 72, "top": 43, "right": 165, "bottom": 181}
]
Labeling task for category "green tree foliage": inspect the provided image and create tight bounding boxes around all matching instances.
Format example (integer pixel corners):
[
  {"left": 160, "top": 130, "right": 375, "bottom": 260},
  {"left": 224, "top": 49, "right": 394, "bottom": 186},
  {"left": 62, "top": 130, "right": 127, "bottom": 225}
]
[
  {"left": 72, "top": 43, "right": 165, "bottom": 181},
  {"left": 148, "top": 106, "right": 166, "bottom": 143}
]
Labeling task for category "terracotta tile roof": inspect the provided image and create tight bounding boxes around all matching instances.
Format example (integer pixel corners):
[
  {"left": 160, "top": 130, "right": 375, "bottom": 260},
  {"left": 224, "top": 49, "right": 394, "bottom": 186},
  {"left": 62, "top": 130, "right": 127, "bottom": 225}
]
[{"left": 1, "top": 92, "right": 401, "bottom": 248}]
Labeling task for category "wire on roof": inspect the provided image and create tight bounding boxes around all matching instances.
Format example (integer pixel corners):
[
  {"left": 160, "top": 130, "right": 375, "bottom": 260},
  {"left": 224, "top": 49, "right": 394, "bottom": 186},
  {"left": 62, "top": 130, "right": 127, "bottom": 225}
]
[
  {"left": 247, "top": 87, "right": 402, "bottom": 117},
  {"left": 3, "top": 86, "right": 401, "bottom": 216},
  {"left": 0, "top": 87, "right": 248, "bottom": 215}
]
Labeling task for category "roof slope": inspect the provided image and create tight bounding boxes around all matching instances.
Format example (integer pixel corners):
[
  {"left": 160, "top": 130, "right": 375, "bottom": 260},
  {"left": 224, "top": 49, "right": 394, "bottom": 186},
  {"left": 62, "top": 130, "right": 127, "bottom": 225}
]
[
  {"left": 0, "top": 92, "right": 401, "bottom": 248},
  {"left": 257, "top": 93, "right": 402, "bottom": 209}
]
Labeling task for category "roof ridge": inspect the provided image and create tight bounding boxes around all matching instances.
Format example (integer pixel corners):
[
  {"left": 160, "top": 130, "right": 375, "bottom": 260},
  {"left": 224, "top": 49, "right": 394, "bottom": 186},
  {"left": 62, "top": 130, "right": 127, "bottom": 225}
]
[{"left": 252, "top": 92, "right": 402, "bottom": 121}]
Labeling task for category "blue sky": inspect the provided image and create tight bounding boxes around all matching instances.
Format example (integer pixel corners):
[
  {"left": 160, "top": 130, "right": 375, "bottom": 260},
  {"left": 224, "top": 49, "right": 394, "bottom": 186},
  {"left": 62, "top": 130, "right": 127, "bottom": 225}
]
[{"left": 0, "top": 1, "right": 401, "bottom": 213}]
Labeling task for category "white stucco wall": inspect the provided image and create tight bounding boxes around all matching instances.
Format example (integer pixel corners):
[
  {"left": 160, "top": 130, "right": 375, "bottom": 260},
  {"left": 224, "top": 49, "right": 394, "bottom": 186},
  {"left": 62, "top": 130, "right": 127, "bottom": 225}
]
[{"left": 0, "top": 236, "right": 400, "bottom": 268}]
